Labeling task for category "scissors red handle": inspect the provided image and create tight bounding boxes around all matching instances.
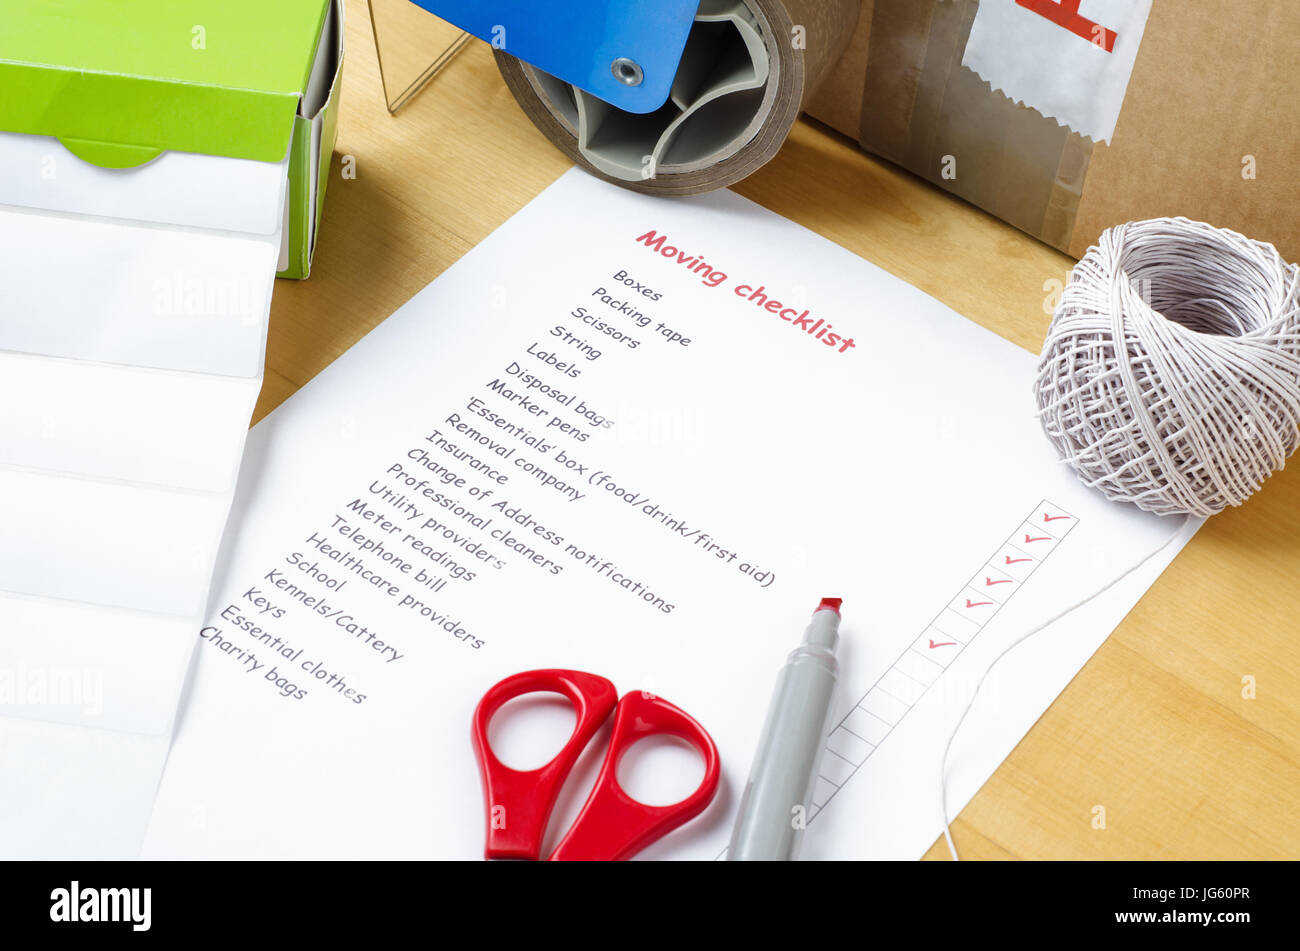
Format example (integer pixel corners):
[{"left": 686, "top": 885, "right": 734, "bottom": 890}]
[
  {"left": 471, "top": 668, "right": 618, "bottom": 860},
  {"left": 549, "top": 690, "right": 720, "bottom": 861}
]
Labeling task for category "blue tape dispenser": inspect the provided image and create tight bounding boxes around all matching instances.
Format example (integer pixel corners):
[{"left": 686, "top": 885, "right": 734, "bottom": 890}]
[
  {"left": 409, "top": 0, "right": 701, "bottom": 114},
  {"left": 390, "top": 0, "right": 860, "bottom": 194}
]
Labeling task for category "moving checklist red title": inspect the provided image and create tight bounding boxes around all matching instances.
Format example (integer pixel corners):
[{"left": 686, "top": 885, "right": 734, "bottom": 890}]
[{"left": 634, "top": 230, "right": 857, "bottom": 355}]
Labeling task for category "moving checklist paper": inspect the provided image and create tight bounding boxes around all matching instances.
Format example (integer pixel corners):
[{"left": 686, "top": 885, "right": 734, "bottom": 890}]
[
  {"left": 142, "top": 169, "right": 1199, "bottom": 859},
  {"left": 0, "top": 137, "right": 284, "bottom": 858}
]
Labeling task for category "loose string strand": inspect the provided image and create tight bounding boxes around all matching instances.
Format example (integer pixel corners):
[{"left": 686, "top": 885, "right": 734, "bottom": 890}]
[{"left": 940, "top": 515, "right": 1192, "bottom": 861}]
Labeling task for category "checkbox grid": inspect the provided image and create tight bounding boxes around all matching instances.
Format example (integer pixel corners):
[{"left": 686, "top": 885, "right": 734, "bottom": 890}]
[{"left": 808, "top": 499, "right": 1077, "bottom": 821}]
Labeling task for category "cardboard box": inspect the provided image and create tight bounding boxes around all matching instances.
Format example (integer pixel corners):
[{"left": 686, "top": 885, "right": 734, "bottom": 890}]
[
  {"left": 807, "top": 0, "right": 1299, "bottom": 262},
  {"left": 283, "top": 0, "right": 346, "bottom": 279},
  {"left": 0, "top": 0, "right": 344, "bottom": 279}
]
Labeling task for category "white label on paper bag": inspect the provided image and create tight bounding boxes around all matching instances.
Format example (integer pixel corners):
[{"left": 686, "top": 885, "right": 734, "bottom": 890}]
[{"left": 962, "top": 0, "right": 1153, "bottom": 143}]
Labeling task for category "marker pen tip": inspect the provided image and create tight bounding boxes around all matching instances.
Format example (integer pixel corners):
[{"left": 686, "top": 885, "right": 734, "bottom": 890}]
[{"left": 816, "top": 597, "right": 843, "bottom": 615}]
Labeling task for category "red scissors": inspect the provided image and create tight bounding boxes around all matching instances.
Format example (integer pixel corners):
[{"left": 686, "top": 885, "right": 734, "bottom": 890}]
[{"left": 471, "top": 669, "right": 721, "bottom": 861}]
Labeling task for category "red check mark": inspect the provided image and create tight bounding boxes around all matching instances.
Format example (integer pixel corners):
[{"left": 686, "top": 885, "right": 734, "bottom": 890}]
[
  {"left": 1024, "top": 533, "right": 1052, "bottom": 543},
  {"left": 1005, "top": 554, "right": 1032, "bottom": 564},
  {"left": 985, "top": 576, "right": 1013, "bottom": 586},
  {"left": 928, "top": 639, "right": 957, "bottom": 649},
  {"left": 965, "top": 598, "right": 993, "bottom": 608},
  {"left": 1043, "top": 513, "right": 1070, "bottom": 522}
]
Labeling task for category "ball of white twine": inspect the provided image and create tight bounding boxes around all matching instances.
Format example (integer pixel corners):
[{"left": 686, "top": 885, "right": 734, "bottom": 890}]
[{"left": 1035, "top": 218, "right": 1300, "bottom": 517}]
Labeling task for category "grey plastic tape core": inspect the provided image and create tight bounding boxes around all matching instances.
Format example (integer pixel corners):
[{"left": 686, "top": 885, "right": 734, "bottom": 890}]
[{"left": 520, "top": 0, "right": 775, "bottom": 182}]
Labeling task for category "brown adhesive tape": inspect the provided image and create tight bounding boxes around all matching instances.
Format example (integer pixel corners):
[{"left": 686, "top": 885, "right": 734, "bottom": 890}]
[{"left": 495, "top": 0, "right": 861, "bottom": 196}]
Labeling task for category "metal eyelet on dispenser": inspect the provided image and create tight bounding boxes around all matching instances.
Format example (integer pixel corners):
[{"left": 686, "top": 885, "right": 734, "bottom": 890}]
[{"left": 611, "top": 57, "right": 644, "bottom": 87}]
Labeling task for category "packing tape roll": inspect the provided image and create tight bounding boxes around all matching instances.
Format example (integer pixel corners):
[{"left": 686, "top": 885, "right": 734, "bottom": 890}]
[{"left": 495, "top": 0, "right": 861, "bottom": 195}]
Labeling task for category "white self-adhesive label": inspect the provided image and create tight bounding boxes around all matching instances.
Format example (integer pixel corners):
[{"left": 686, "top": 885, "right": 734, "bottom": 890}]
[{"left": 962, "top": 0, "right": 1153, "bottom": 143}]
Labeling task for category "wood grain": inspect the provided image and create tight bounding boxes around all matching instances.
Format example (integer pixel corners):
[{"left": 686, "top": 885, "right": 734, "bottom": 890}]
[{"left": 261, "top": 0, "right": 1300, "bottom": 859}]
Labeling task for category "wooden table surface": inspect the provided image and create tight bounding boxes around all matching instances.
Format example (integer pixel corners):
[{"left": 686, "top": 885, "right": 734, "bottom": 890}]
[{"left": 261, "top": 0, "right": 1300, "bottom": 859}]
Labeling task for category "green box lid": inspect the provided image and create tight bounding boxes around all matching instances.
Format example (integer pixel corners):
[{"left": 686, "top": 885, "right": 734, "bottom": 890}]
[{"left": 0, "top": 0, "right": 331, "bottom": 168}]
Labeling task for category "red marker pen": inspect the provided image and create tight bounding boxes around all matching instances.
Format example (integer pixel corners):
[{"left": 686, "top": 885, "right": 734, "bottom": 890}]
[{"left": 728, "top": 598, "right": 842, "bottom": 860}]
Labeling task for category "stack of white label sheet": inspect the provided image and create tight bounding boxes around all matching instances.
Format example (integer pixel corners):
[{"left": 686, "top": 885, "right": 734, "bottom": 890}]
[{"left": 0, "top": 131, "right": 285, "bottom": 857}]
